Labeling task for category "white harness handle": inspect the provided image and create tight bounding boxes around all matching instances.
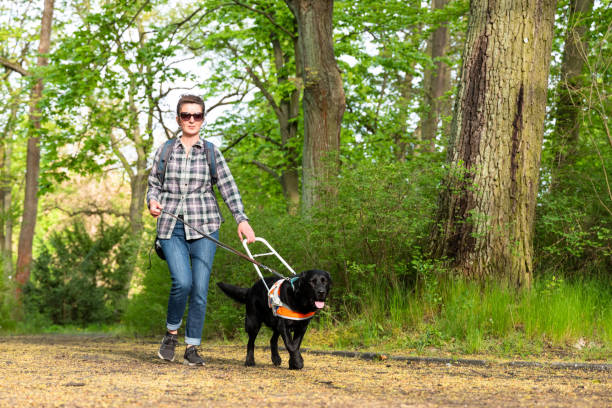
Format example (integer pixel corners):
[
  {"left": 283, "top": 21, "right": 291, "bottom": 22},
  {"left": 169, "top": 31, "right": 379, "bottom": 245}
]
[{"left": 242, "top": 237, "right": 296, "bottom": 292}]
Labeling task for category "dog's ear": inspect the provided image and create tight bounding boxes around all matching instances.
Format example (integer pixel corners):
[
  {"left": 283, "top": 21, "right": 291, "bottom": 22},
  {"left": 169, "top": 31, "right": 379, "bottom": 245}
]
[{"left": 324, "top": 270, "right": 332, "bottom": 287}]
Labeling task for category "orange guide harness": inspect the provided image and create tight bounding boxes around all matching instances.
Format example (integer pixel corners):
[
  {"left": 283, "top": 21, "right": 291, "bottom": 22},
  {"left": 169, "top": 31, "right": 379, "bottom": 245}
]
[{"left": 268, "top": 279, "right": 315, "bottom": 321}]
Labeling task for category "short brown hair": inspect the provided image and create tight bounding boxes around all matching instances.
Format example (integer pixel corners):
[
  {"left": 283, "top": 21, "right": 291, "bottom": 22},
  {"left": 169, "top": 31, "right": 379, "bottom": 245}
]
[{"left": 177, "top": 94, "right": 205, "bottom": 115}]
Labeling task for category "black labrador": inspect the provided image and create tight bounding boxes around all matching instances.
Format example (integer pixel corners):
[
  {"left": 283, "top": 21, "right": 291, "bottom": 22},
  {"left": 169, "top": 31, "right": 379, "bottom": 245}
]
[{"left": 217, "top": 269, "right": 331, "bottom": 370}]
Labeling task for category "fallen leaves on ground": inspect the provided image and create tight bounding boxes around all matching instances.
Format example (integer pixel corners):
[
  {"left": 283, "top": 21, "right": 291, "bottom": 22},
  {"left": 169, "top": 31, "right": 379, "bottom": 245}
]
[{"left": 0, "top": 334, "right": 610, "bottom": 407}]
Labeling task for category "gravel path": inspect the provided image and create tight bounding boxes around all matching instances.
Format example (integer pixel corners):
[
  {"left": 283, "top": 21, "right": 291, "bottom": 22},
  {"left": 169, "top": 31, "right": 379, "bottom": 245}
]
[{"left": 0, "top": 335, "right": 610, "bottom": 407}]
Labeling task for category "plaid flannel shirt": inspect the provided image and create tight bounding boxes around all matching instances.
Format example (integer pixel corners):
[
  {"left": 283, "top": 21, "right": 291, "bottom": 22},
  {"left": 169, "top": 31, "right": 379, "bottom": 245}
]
[{"left": 147, "top": 137, "right": 248, "bottom": 240}]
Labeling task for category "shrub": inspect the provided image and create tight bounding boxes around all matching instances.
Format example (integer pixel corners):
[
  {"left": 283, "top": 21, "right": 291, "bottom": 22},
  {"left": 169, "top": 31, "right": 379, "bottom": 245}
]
[{"left": 23, "top": 221, "right": 131, "bottom": 326}]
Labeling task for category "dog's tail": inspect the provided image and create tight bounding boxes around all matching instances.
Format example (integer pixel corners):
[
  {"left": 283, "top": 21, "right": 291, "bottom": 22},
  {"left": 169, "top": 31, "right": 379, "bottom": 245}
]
[{"left": 216, "top": 282, "right": 248, "bottom": 304}]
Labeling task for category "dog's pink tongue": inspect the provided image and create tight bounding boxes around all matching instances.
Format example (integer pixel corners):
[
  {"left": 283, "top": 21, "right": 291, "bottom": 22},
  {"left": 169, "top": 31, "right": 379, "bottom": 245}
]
[{"left": 315, "top": 301, "right": 325, "bottom": 309}]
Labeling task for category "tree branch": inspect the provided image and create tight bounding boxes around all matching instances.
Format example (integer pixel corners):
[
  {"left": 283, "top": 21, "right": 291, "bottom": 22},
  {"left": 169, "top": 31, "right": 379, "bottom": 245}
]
[
  {"left": 221, "top": 133, "right": 250, "bottom": 153},
  {"left": 251, "top": 160, "right": 281, "bottom": 183},
  {"left": 206, "top": 88, "right": 249, "bottom": 113},
  {"left": 46, "top": 205, "right": 129, "bottom": 219},
  {"left": 109, "top": 131, "right": 135, "bottom": 179},
  {"left": 254, "top": 132, "right": 283, "bottom": 148},
  {"left": 223, "top": 41, "right": 283, "bottom": 118},
  {"left": 231, "top": 0, "right": 296, "bottom": 40},
  {"left": 0, "top": 57, "right": 29, "bottom": 76}
]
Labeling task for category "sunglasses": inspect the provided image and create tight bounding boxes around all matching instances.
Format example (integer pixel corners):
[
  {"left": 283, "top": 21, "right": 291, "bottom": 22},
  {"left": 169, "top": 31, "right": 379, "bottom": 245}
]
[{"left": 179, "top": 112, "right": 204, "bottom": 121}]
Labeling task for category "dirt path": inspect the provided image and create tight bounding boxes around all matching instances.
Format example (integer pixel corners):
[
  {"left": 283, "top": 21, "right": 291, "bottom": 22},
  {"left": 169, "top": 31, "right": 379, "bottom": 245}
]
[{"left": 0, "top": 335, "right": 610, "bottom": 407}]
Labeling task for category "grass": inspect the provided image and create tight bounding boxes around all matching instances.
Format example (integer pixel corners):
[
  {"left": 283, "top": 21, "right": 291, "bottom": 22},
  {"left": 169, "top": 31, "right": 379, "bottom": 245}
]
[
  {"left": 3, "top": 274, "right": 611, "bottom": 362},
  {"left": 304, "top": 274, "right": 612, "bottom": 361}
]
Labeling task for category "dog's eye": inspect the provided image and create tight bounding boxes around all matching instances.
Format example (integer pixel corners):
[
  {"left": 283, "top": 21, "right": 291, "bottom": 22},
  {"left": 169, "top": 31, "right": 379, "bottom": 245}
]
[{"left": 312, "top": 277, "right": 326, "bottom": 286}]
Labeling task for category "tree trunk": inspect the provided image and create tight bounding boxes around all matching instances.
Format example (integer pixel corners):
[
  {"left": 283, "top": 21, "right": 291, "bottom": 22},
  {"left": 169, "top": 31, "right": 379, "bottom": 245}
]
[
  {"left": 0, "top": 103, "right": 17, "bottom": 275},
  {"left": 393, "top": 71, "right": 414, "bottom": 161},
  {"left": 273, "top": 33, "right": 301, "bottom": 215},
  {"left": 284, "top": 0, "right": 346, "bottom": 211},
  {"left": 432, "top": 0, "right": 556, "bottom": 288},
  {"left": 16, "top": 0, "right": 54, "bottom": 289},
  {"left": 550, "top": 0, "right": 594, "bottom": 190},
  {"left": 420, "top": 0, "right": 451, "bottom": 153},
  {"left": 130, "top": 22, "right": 154, "bottom": 240}
]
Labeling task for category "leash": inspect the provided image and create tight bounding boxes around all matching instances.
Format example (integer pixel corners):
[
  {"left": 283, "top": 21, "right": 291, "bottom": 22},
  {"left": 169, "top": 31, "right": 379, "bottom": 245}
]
[
  {"left": 160, "top": 211, "right": 313, "bottom": 320},
  {"left": 160, "top": 209, "right": 287, "bottom": 280}
]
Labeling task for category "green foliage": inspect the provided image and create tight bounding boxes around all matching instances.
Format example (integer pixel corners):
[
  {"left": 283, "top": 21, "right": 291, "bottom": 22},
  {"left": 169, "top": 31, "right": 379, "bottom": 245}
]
[
  {"left": 305, "top": 156, "right": 443, "bottom": 304},
  {"left": 334, "top": 0, "right": 468, "bottom": 160},
  {"left": 307, "top": 272, "right": 612, "bottom": 355},
  {"left": 123, "top": 252, "right": 170, "bottom": 336},
  {"left": 535, "top": 193, "right": 612, "bottom": 277},
  {"left": 537, "top": 1, "right": 612, "bottom": 279},
  {"left": 0, "top": 267, "right": 16, "bottom": 332},
  {"left": 23, "top": 221, "right": 131, "bottom": 326}
]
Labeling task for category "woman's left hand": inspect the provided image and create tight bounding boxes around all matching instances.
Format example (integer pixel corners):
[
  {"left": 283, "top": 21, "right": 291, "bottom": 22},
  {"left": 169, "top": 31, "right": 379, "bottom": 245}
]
[{"left": 238, "top": 221, "right": 256, "bottom": 244}]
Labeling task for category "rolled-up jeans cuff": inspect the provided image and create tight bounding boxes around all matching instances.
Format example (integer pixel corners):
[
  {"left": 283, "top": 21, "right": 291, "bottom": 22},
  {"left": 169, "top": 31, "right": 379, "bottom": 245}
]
[
  {"left": 185, "top": 336, "right": 201, "bottom": 346},
  {"left": 166, "top": 320, "right": 182, "bottom": 331}
]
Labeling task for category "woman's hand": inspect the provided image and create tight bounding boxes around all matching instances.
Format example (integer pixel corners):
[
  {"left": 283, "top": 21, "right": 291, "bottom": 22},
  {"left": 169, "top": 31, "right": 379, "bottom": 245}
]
[
  {"left": 238, "top": 221, "right": 256, "bottom": 244},
  {"left": 149, "top": 200, "right": 162, "bottom": 218}
]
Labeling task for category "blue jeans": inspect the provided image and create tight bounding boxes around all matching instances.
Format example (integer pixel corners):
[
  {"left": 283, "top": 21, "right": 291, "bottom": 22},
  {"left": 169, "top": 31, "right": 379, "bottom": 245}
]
[{"left": 160, "top": 220, "right": 218, "bottom": 346}]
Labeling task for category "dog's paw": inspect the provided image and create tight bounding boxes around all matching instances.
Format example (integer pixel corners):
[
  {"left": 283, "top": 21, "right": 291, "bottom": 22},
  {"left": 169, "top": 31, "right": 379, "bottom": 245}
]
[
  {"left": 288, "top": 357, "right": 304, "bottom": 370},
  {"left": 271, "top": 354, "right": 282, "bottom": 366},
  {"left": 245, "top": 358, "right": 256, "bottom": 367}
]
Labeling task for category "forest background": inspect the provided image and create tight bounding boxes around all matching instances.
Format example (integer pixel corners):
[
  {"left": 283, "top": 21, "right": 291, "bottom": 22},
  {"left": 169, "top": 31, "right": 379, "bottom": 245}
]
[{"left": 0, "top": 0, "right": 610, "bottom": 359}]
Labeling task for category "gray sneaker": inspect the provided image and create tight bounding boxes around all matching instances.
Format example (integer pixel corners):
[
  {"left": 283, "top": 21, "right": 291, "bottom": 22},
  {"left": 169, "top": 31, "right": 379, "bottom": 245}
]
[
  {"left": 158, "top": 332, "right": 178, "bottom": 361},
  {"left": 183, "top": 346, "right": 205, "bottom": 366}
]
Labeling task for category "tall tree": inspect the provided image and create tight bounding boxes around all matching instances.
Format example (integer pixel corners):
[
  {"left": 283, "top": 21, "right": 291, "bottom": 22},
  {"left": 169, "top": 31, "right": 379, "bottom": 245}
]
[
  {"left": 48, "top": 1, "right": 194, "bottom": 239},
  {"left": 284, "top": 0, "right": 346, "bottom": 211},
  {"left": 15, "top": 0, "right": 55, "bottom": 290},
  {"left": 333, "top": 0, "right": 467, "bottom": 163},
  {"left": 193, "top": 0, "right": 303, "bottom": 213},
  {"left": 550, "top": 0, "right": 595, "bottom": 190},
  {"left": 432, "top": 0, "right": 557, "bottom": 287},
  {"left": 1, "top": 1, "right": 49, "bottom": 279},
  {"left": 0, "top": 83, "right": 18, "bottom": 275},
  {"left": 334, "top": 0, "right": 425, "bottom": 162},
  {"left": 420, "top": 0, "right": 451, "bottom": 153}
]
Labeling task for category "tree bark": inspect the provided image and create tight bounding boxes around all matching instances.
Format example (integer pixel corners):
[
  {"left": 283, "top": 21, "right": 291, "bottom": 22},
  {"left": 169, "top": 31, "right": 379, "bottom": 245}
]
[
  {"left": 393, "top": 71, "right": 415, "bottom": 161},
  {"left": 0, "top": 102, "right": 17, "bottom": 275},
  {"left": 284, "top": 0, "right": 346, "bottom": 211},
  {"left": 16, "top": 0, "right": 55, "bottom": 289},
  {"left": 432, "top": 0, "right": 557, "bottom": 288},
  {"left": 420, "top": 0, "right": 451, "bottom": 153},
  {"left": 550, "top": 0, "right": 594, "bottom": 190},
  {"left": 272, "top": 32, "right": 301, "bottom": 214}
]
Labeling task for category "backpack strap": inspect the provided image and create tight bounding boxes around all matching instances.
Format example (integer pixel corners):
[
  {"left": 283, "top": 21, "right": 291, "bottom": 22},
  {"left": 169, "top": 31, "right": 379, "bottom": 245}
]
[
  {"left": 204, "top": 140, "right": 217, "bottom": 186},
  {"left": 157, "top": 139, "right": 175, "bottom": 186}
]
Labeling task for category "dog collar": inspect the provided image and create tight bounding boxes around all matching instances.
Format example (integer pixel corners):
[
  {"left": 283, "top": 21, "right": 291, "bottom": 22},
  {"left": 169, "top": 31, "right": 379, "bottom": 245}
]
[{"left": 268, "top": 279, "right": 315, "bottom": 321}]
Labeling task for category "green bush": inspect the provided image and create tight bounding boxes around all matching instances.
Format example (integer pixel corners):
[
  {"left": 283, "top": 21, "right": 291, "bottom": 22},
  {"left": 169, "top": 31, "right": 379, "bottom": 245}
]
[
  {"left": 123, "top": 253, "right": 170, "bottom": 336},
  {"left": 0, "top": 266, "right": 16, "bottom": 332},
  {"left": 23, "top": 221, "right": 131, "bottom": 326},
  {"left": 535, "top": 192, "right": 612, "bottom": 278}
]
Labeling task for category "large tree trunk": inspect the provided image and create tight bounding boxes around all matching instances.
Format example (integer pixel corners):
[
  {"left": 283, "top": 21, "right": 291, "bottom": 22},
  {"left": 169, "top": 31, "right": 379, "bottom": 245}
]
[
  {"left": 284, "top": 0, "right": 346, "bottom": 211},
  {"left": 16, "top": 0, "right": 55, "bottom": 289},
  {"left": 550, "top": 0, "right": 594, "bottom": 190},
  {"left": 420, "top": 0, "right": 451, "bottom": 152},
  {"left": 432, "top": 0, "right": 556, "bottom": 288}
]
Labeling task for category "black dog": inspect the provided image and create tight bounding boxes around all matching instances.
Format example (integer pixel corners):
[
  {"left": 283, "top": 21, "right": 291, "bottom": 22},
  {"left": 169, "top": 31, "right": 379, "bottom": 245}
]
[{"left": 217, "top": 269, "right": 331, "bottom": 370}]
